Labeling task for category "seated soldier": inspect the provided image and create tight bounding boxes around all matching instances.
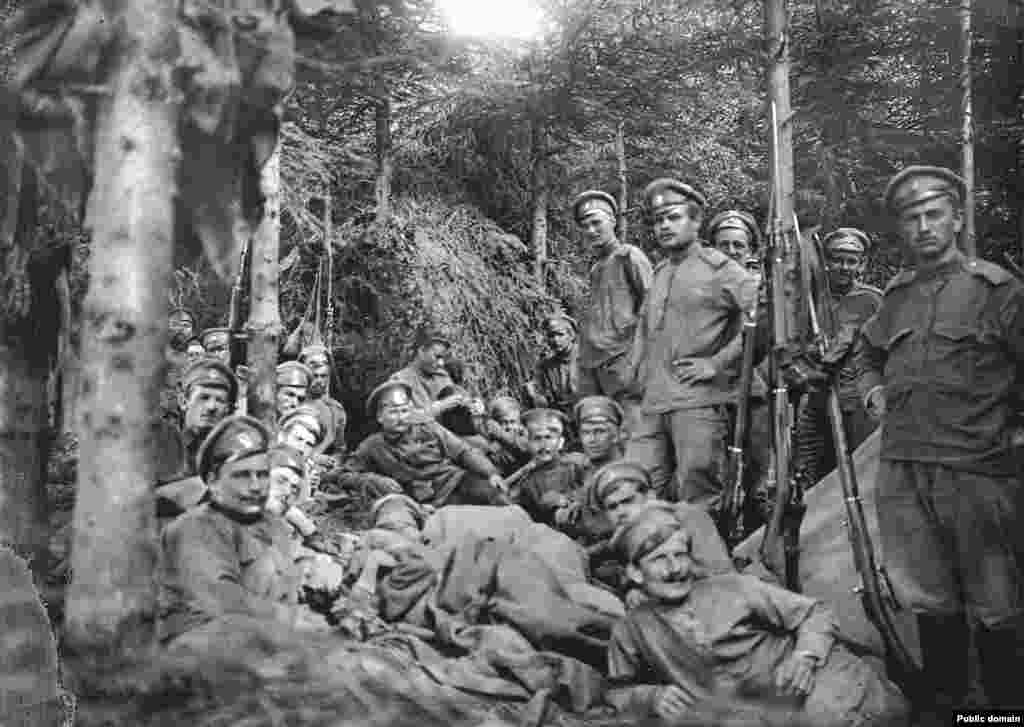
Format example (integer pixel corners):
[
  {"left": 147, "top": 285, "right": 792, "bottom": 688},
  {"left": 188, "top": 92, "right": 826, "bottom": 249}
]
[
  {"left": 157, "top": 416, "right": 330, "bottom": 649},
  {"left": 276, "top": 361, "right": 313, "bottom": 421},
  {"left": 523, "top": 313, "right": 580, "bottom": 418},
  {"left": 200, "top": 327, "right": 231, "bottom": 365},
  {"left": 605, "top": 506, "right": 908, "bottom": 727},
  {"left": 298, "top": 343, "right": 348, "bottom": 457},
  {"left": 513, "top": 408, "right": 588, "bottom": 530},
  {"left": 154, "top": 358, "right": 238, "bottom": 518},
  {"left": 576, "top": 395, "right": 626, "bottom": 480},
  {"left": 388, "top": 328, "right": 467, "bottom": 419},
  {"left": 184, "top": 336, "right": 206, "bottom": 363},
  {"left": 475, "top": 394, "right": 532, "bottom": 477},
  {"left": 329, "top": 381, "right": 509, "bottom": 507}
]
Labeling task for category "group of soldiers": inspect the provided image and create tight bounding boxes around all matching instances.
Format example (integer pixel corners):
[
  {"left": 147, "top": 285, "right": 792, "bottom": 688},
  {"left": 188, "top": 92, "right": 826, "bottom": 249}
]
[{"left": 150, "top": 164, "right": 1024, "bottom": 724}]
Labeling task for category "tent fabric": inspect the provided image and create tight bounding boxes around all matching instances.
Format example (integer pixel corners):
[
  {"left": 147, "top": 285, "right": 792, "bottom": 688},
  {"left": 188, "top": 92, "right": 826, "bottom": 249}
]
[{"left": 733, "top": 429, "right": 921, "bottom": 664}]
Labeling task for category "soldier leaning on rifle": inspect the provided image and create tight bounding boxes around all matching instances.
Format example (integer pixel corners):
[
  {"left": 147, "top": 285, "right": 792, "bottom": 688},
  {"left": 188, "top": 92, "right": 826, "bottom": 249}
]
[
  {"left": 626, "top": 180, "right": 759, "bottom": 511},
  {"left": 856, "top": 165, "right": 1024, "bottom": 714},
  {"left": 792, "top": 227, "right": 882, "bottom": 487},
  {"left": 572, "top": 190, "right": 653, "bottom": 437},
  {"left": 706, "top": 210, "right": 774, "bottom": 521}
]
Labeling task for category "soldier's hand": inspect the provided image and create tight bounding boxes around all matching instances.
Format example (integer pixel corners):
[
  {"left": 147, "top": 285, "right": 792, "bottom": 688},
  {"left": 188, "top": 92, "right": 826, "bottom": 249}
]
[
  {"left": 673, "top": 357, "right": 717, "bottom": 383},
  {"left": 653, "top": 684, "right": 699, "bottom": 721},
  {"left": 865, "top": 387, "right": 886, "bottom": 420},
  {"left": 774, "top": 653, "right": 818, "bottom": 698}
]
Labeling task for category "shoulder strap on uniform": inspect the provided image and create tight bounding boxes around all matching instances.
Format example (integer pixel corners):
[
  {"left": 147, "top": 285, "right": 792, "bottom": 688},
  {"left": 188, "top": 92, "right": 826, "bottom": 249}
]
[
  {"left": 966, "top": 258, "right": 1014, "bottom": 286},
  {"left": 883, "top": 269, "right": 916, "bottom": 295},
  {"left": 697, "top": 244, "right": 730, "bottom": 269}
]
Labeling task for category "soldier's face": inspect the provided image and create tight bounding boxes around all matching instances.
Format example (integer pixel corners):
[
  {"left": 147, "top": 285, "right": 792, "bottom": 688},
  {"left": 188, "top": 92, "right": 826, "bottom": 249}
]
[
  {"left": 276, "top": 385, "right": 307, "bottom": 418},
  {"left": 825, "top": 250, "right": 865, "bottom": 294},
  {"left": 210, "top": 453, "right": 270, "bottom": 518},
  {"left": 627, "top": 530, "right": 697, "bottom": 604},
  {"left": 205, "top": 336, "right": 230, "bottom": 363},
  {"left": 279, "top": 423, "right": 317, "bottom": 457},
  {"left": 653, "top": 205, "right": 702, "bottom": 251},
  {"left": 309, "top": 363, "right": 331, "bottom": 397},
  {"left": 168, "top": 312, "right": 194, "bottom": 346},
  {"left": 713, "top": 229, "right": 751, "bottom": 264},
  {"left": 578, "top": 212, "right": 616, "bottom": 253},
  {"left": 545, "top": 324, "right": 574, "bottom": 355},
  {"left": 579, "top": 419, "right": 620, "bottom": 462},
  {"left": 898, "top": 196, "right": 962, "bottom": 265},
  {"left": 526, "top": 423, "right": 564, "bottom": 463},
  {"left": 494, "top": 409, "right": 524, "bottom": 438},
  {"left": 416, "top": 343, "right": 448, "bottom": 376},
  {"left": 186, "top": 342, "right": 206, "bottom": 362},
  {"left": 267, "top": 466, "right": 302, "bottom": 516},
  {"left": 184, "top": 385, "right": 231, "bottom": 432},
  {"left": 602, "top": 481, "right": 648, "bottom": 526},
  {"left": 378, "top": 392, "right": 413, "bottom": 434}
]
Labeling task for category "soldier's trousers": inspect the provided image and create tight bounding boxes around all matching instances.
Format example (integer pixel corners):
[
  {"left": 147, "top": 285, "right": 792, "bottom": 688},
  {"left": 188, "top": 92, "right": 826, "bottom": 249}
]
[
  {"left": 578, "top": 352, "right": 643, "bottom": 439},
  {"left": 877, "top": 459, "right": 1024, "bottom": 627},
  {"left": 624, "top": 406, "right": 729, "bottom": 509}
]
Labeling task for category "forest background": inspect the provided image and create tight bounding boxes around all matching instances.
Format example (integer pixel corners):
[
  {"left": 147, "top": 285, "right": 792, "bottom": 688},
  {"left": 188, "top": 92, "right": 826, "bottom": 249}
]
[{"left": 6, "top": 0, "right": 1024, "bottom": 444}]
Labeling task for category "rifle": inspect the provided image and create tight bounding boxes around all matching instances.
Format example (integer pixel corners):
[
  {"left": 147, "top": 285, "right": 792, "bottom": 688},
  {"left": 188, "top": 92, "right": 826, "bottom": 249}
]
[
  {"left": 227, "top": 236, "right": 252, "bottom": 414},
  {"left": 810, "top": 235, "right": 922, "bottom": 684},
  {"left": 720, "top": 294, "right": 759, "bottom": 547},
  {"left": 758, "top": 101, "right": 805, "bottom": 592}
]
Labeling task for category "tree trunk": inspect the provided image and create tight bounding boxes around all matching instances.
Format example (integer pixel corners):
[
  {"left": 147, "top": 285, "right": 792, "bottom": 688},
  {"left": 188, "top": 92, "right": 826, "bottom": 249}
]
[
  {"left": 616, "top": 120, "right": 628, "bottom": 243},
  {"left": 960, "top": 0, "right": 976, "bottom": 257},
  {"left": 374, "top": 84, "right": 392, "bottom": 224},
  {"left": 64, "top": 0, "right": 181, "bottom": 658},
  {"left": 766, "top": 0, "right": 797, "bottom": 260},
  {"left": 247, "top": 141, "right": 283, "bottom": 427},
  {"left": 530, "top": 120, "right": 549, "bottom": 284}
]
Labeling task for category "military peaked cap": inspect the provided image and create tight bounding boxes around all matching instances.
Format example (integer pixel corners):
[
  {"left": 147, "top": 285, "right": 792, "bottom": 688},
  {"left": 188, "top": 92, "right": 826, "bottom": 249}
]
[
  {"left": 591, "top": 461, "right": 650, "bottom": 506},
  {"left": 169, "top": 307, "right": 196, "bottom": 323},
  {"left": 611, "top": 503, "right": 688, "bottom": 564},
  {"left": 367, "top": 379, "right": 414, "bottom": 415},
  {"left": 884, "top": 165, "right": 965, "bottom": 215},
  {"left": 572, "top": 190, "right": 618, "bottom": 223},
  {"left": 276, "top": 360, "right": 313, "bottom": 388},
  {"left": 299, "top": 343, "right": 331, "bottom": 368},
  {"left": 573, "top": 395, "right": 624, "bottom": 426},
  {"left": 181, "top": 358, "right": 238, "bottom": 401},
  {"left": 822, "top": 227, "right": 871, "bottom": 256},
  {"left": 278, "top": 404, "right": 326, "bottom": 443},
  {"left": 707, "top": 210, "right": 761, "bottom": 245},
  {"left": 643, "top": 178, "right": 707, "bottom": 212},
  {"left": 197, "top": 415, "right": 271, "bottom": 482},
  {"left": 200, "top": 327, "right": 230, "bottom": 348},
  {"left": 521, "top": 407, "right": 569, "bottom": 433}
]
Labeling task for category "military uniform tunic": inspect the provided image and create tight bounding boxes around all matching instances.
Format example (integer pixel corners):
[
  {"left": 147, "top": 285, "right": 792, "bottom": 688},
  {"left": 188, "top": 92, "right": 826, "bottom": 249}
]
[
  {"left": 528, "top": 344, "right": 580, "bottom": 415},
  {"left": 626, "top": 244, "right": 757, "bottom": 507},
  {"left": 578, "top": 243, "right": 653, "bottom": 419},
  {"left": 857, "top": 253, "right": 1024, "bottom": 626}
]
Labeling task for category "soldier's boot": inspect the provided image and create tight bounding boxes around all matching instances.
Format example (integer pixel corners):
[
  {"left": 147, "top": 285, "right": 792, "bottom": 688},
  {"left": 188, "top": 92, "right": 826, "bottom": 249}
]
[
  {"left": 914, "top": 613, "right": 970, "bottom": 726},
  {"left": 976, "top": 615, "right": 1024, "bottom": 708}
]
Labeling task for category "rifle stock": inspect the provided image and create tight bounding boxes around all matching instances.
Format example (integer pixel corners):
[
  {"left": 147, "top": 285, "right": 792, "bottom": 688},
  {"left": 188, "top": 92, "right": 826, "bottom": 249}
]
[{"left": 721, "top": 300, "right": 759, "bottom": 547}]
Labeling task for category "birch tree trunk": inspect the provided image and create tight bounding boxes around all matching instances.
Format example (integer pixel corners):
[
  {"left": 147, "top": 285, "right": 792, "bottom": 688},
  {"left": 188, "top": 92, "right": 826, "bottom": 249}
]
[
  {"left": 616, "top": 120, "right": 628, "bottom": 244},
  {"left": 247, "top": 142, "right": 283, "bottom": 427},
  {"left": 766, "top": 0, "right": 796, "bottom": 257},
  {"left": 530, "top": 121, "right": 549, "bottom": 284},
  {"left": 960, "top": 0, "right": 976, "bottom": 257},
  {"left": 64, "top": 0, "right": 182, "bottom": 657}
]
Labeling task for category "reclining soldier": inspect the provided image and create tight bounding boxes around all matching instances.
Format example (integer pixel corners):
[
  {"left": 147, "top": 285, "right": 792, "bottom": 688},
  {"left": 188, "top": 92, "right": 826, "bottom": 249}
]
[
  {"left": 606, "top": 505, "right": 909, "bottom": 727},
  {"left": 328, "top": 381, "right": 509, "bottom": 506}
]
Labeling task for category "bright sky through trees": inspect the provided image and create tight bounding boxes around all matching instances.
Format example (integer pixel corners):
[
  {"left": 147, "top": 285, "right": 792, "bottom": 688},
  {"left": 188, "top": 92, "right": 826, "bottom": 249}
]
[{"left": 437, "top": 0, "right": 544, "bottom": 40}]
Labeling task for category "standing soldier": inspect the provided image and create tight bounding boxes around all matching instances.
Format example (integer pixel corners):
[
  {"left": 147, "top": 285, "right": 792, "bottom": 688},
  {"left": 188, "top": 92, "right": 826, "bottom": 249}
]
[
  {"left": 573, "top": 190, "right": 653, "bottom": 435},
  {"left": 298, "top": 343, "right": 348, "bottom": 457},
  {"left": 626, "top": 180, "right": 757, "bottom": 512},
  {"left": 858, "top": 166, "right": 1024, "bottom": 714},
  {"left": 524, "top": 313, "right": 581, "bottom": 418},
  {"left": 793, "top": 227, "right": 882, "bottom": 486}
]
